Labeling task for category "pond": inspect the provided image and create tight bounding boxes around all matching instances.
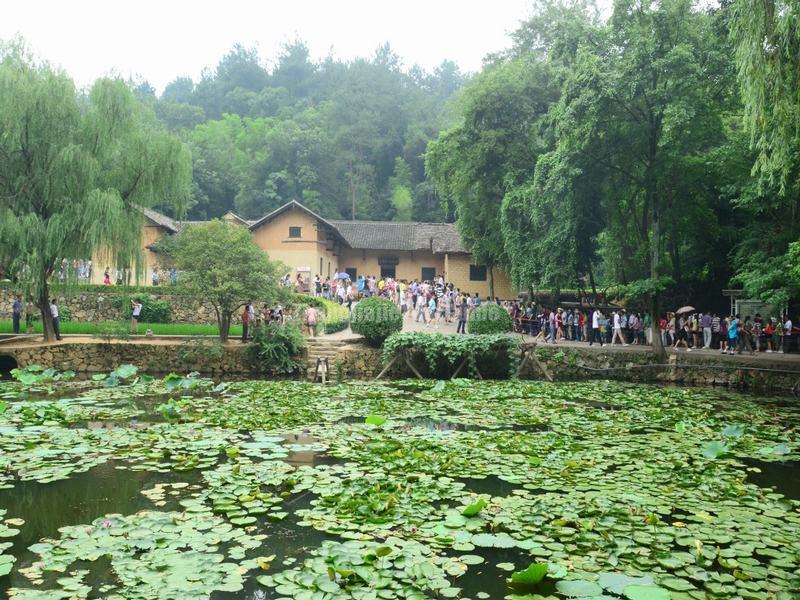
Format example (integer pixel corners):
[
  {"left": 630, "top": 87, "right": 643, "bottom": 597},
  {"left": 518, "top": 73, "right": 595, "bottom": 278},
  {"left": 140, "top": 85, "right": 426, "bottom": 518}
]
[{"left": 0, "top": 368, "right": 798, "bottom": 599}]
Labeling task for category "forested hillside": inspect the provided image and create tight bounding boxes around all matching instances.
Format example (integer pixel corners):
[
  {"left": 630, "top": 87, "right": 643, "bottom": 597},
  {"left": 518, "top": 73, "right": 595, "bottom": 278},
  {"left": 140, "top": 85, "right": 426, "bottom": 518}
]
[{"left": 136, "top": 42, "right": 462, "bottom": 222}]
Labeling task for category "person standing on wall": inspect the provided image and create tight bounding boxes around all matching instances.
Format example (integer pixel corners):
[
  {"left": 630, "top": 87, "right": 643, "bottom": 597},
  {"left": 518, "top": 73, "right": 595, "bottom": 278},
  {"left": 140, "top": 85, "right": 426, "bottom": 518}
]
[
  {"left": 130, "top": 298, "right": 143, "bottom": 334},
  {"left": 457, "top": 292, "right": 468, "bottom": 334},
  {"left": 241, "top": 303, "right": 250, "bottom": 343},
  {"left": 50, "top": 298, "right": 62, "bottom": 341},
  {"left": 304, "top": 304, "right": 318, "bottom": 337},
  {"left": 11, "top": 294, "right": 22, "bottom": 334}
]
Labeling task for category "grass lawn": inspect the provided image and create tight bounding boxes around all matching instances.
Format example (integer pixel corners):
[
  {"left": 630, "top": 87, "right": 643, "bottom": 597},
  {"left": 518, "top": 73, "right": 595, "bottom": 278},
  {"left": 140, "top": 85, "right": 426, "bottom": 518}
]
[{"left": 0, "top": 320, "right": 243, "bottom": 337}]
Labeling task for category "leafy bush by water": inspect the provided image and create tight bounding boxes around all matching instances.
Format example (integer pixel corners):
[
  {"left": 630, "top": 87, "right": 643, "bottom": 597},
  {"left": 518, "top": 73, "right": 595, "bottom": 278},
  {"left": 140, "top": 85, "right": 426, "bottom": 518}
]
[
  {"left": 382, "top": 332, "right": 521, "bottom": 378},
  {"left": 247, "top": 322, "right": 306, "bottom": 374}
]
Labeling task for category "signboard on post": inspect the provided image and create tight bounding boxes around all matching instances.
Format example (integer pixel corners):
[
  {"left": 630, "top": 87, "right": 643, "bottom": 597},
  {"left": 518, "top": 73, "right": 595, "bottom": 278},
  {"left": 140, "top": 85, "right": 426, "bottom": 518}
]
[{"left": 297, "top": 266, "right": 311, "bottom": 272}]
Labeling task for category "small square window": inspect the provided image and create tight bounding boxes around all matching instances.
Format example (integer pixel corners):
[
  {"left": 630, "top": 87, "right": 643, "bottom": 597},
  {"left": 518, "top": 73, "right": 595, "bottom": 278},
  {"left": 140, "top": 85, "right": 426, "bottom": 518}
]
[
  {"left": 288, "top": 226, "right": 301, "bottom": 238},
  {"left": 469, "top": 265, "right": 487, "bottom": 281},
  {"left": 421, "top": 267, "right": 436, "bottom": 281}
]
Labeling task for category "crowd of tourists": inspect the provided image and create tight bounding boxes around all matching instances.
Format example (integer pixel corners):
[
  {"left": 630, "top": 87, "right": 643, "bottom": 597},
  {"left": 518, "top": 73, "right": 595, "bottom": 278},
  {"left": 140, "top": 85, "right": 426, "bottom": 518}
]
[
  {"left": 307, "top": 272, "right": 500, "bottom": 333},
  {"left": 508, "top": 304, "right": 798, "bottom": 354},
  {"left": 239, "top": 301, "right": 286, "bottom": 343}
]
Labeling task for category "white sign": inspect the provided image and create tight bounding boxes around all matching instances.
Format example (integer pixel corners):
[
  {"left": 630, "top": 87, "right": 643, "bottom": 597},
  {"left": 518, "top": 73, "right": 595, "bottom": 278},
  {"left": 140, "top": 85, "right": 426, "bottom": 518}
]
[{"left": 296, "top": 266, "right": 311, "bottom": 272}]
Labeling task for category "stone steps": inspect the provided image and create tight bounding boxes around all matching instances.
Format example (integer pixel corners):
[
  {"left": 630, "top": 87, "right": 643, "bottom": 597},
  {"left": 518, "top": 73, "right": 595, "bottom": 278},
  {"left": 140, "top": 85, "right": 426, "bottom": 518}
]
[{"left": 304, "top": 338, "right": 347, "bottom": 380}]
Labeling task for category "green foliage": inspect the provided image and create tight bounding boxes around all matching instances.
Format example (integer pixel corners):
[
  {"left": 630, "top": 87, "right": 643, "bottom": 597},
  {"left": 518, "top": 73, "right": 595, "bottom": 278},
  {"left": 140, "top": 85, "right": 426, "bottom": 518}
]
[
  {"left": 0, "top": 319, "right": 241, "bottom": 337},
  {"left": 246, "top": 322, "right": 306, "bottom": 375},
  {"left": 621, "top": 277, "right": 675, "bottom": 303},
  {"left": 10, "top": 365, "right": 75, "bottom": 385},
  {"left": 382, "top": 332, "right": 521, "bottom": 379},
  {"left": 467, "top": 303, "right": 513, "bottom": 334},
  {"left": 113, "top": 295, "right": 173, "bottom": 323},
  {"left": 317, "top": 298, "right": 350, "bottom": 334},
  {"left": 172, "top": 220, "right": 284, "bottom": 341},
  {"left": 161, "top": 43, "right": 464, "bottom": 221},
  {"left": 93, "top": 322, "right": 131, "bottom": 344},
  {"left": 178, "top": 337, "right": 225, "bottom": 364},
  {"left": 730, "top": 0, "right": 800, "bottom": 194},
  {"left": 0, "top": 42, "right": 191, "bottom": 340},
  {"left": 350, "top": 297, "right": 402, "bottom": 346}
]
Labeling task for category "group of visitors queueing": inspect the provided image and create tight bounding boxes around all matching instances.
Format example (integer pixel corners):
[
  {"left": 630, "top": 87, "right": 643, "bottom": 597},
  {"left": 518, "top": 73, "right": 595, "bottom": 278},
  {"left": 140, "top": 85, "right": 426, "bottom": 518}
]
[{"left": 509, "top": 304, "right": 798, "bottom": 354}]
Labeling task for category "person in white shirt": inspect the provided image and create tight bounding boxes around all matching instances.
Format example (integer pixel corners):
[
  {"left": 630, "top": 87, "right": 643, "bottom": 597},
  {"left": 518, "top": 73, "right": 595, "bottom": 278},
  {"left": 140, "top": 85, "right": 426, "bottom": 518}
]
[
  {"left": 612, "top": 311, "right": 628, "bottom": 345},
  {"left": 591, "top": 309, "right": 604, "bottom": 346},
  {"left": 50, "top": 298, "right": 62, "bottom": 341},
  {"left": 130, "top": 299, "right": 143, "bottom": 334},
  {"left": 783, "top": 317, "right": 793, "bottom": 353}
]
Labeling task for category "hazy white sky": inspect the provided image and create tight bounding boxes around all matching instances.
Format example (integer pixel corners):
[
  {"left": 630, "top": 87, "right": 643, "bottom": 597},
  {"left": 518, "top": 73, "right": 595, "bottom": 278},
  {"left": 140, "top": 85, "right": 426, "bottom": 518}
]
[{"left": 2, "top": 0, "right": 535, "bottom": 93}]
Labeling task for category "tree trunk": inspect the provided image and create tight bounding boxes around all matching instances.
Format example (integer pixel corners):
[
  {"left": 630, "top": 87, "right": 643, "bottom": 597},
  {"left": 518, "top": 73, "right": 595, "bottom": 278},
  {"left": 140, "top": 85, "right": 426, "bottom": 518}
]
[
  {"left": 38, "top": 279, "right": 56, "bottom": 342},
  {"left": 488, "top": 266, "right": 495, "bottom": 300},
  {"left": 219, "top": 312, "right": 231, "bottom": 343},
  {"left": 587, "top": 263, "right": 598, "bottom": 305},
  {"left": 650, "top": 186, "right": 666, "bottom": 360}
]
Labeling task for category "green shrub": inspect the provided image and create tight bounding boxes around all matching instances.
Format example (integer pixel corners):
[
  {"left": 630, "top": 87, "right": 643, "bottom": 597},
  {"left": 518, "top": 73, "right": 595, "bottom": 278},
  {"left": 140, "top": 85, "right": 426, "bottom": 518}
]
[
  {"left": 55, "top": 305, "right": 71, "bottom": 323},
  {"left": 382, "top": 332, "right": 521, "bottom": 378},
  {"left": 93, "top": 321, "right": 131, "bottom": 344},
  {"left": 319, "top": 298, "right": 350, "bottom": 334},
  {"left": 247, "top": 322, "right": 306, "bottom": 375},
  {"left": 115, "top": 295, "right": 172, "bottom": 323},
  {"left": 467, "top": 303, "right": 513, "bottom": 334},
  {"left": 350, "top": 297, "right": 402, "bottom": 346},
  {"left": 178, "top": 338, "right": 224, "bottom": 364}
]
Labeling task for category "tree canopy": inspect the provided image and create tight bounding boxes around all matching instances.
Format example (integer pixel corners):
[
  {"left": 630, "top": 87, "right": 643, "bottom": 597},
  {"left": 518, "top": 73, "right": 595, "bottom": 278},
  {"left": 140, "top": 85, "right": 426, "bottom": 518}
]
[
  {"left": 172, "top": 220, "right": 285, "bottom": 341},
  {"left": 426, "top": 0, "right": 800, "bottom": 321},
  {"left": 144, "top": 42, "right": 463, "bottom": 223}
]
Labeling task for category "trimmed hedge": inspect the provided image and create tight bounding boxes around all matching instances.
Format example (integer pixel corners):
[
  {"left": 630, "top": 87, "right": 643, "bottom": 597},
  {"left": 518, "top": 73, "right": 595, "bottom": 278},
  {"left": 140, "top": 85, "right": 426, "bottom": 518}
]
[
  {"left": 467, "top": 303, "right": 513, "bottom": 334},
  {"left": 350, "top": 297, "right": 402, "bottom": 346}
]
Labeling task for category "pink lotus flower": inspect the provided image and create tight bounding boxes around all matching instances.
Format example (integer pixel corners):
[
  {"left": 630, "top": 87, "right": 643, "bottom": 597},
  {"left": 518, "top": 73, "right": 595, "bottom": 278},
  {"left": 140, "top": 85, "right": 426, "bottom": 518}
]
[
  {"left": 85, "top": 527, "right": 93, "bottom": 535},
  {"left": 102, "top": 519, "right": 112, "bottom": 528}
]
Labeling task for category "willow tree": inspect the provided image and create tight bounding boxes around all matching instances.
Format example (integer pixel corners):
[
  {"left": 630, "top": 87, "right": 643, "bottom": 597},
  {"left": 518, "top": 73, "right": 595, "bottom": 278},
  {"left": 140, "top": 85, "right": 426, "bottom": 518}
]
[
  {"left": 425, "top": 57, "right": 558, "bottom": 298},
  {"left": 730, "top": 0, "right": 800, "bottom": 193},
  {"left": 0, "top": 44, "right": 191, "bottom": 340},
  {"left": 729, "top": 0, "right": 800, "bottom": 304}
]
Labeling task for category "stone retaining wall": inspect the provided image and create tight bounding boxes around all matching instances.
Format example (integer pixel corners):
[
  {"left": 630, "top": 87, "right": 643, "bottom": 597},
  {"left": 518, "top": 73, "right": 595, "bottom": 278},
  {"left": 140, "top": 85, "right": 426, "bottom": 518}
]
[
  {"left": 2, "top": 337, "right": 799, "bottom": 392},
  {"left": 4, "top": 340, "right": 252, "bottom": 375},
  {"left": 0, "top": 287, "right": 219, "bottom": 324},
  {"left": 342, "top": 342, "right": 800, "bottom": 392}
]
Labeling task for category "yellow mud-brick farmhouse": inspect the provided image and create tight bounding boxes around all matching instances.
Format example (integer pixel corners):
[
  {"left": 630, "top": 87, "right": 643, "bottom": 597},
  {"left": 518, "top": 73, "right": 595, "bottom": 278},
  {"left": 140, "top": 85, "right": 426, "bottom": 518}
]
[{"left": 92, "top": 200, "right": 516, "bottom": 299}]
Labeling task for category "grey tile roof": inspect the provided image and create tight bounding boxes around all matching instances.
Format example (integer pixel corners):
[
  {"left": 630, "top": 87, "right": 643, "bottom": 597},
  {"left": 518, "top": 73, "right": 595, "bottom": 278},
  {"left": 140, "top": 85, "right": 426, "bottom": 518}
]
[
  {"left": 330, "top": 220, "right": 467, "bottom": 253},
  {"left": 142, "top": 201, "right": 469, "bottom": 254},
  {"left": 142, "top": 207, "right": 179, "bottom": 232}
]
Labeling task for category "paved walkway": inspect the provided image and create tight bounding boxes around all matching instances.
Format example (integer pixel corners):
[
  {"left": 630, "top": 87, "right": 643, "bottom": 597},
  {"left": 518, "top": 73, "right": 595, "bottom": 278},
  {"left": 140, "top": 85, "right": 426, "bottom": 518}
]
[
  {"left": 3, "top": 322, "right": 799, "bottom": 365},
  {"left": 325, "top": 317, "right": 800, "bottom": 363}
]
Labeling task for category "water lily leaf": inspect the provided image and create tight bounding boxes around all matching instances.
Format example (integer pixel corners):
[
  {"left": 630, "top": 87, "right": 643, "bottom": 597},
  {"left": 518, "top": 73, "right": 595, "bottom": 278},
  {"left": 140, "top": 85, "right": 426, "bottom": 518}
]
[
  {"left": 721, "top": 424, "right": 744, "bottom": 438},
  {"left": 623, "top": 585, "right": 672, "bottom": 600},
  {"left": 659, "top": 577, "right": 694, "bottom": 591},
  {"left": 700, "top": 441, "right": 728, "bottom": 459},
  {"left": 599, "top": 573, "right": 655, "bottom": 595},
  {"left": 462, "top": 498, "right": 487, "bottom": 517},
  {"left": 365, "top": 415, "right": 387, "bottom": 426},
  {"left": 555, "top": 580, "right": 603, "bottom": 597},
  {"left": 510, "top": 562, "right": 548, "bottom": 586},
  {"left": 460, "top": 554, "right": 484, "bottom": 565}
]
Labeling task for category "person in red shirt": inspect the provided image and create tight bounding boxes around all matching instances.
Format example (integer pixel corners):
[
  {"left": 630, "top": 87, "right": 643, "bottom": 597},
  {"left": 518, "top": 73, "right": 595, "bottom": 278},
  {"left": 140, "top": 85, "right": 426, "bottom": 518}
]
[{"left": 241, "top": 303, "right": 250, "bottom": 343}]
